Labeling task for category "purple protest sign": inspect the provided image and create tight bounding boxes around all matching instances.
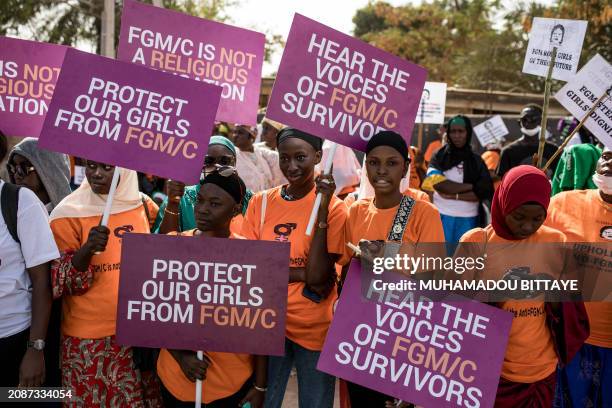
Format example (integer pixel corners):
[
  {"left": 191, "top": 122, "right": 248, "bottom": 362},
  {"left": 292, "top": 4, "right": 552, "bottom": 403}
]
[
  {"left": 318, "top": 262, "right": 512, "bottom": 408},
  {"left": 266, "top": 14, "right": 427, "bottom": 151},
  {"left": 38, "top": 48, "right": 221, "bottom": 184},
  {"left": 116, "top": 233, "right": 289, "bottom": 355},
  {"left": 0, "top": 36, "right": 67, "bottom": 138},
  {"left": 117, "top": 0, "right": 264, "bottom": 125}
]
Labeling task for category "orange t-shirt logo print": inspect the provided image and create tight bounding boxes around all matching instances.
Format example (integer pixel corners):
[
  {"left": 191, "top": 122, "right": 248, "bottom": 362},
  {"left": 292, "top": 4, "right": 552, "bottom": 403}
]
[
  {"left": 114, "top": 224, "right": 135, "bottom": 238},
  {"left": 274, "top": 223, "right": 297, "bottom": 242}
]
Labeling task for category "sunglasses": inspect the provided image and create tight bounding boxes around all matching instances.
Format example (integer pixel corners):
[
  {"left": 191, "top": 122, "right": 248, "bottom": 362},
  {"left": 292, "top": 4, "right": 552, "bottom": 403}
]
[
  {"left": 203, "top": 155, "right": 234, "bottom": 168},
  {"left": 8, "top": 163, "right": 36, "bottom": 177},
  {"left": 199, "top": 165, "right": 245, "bottom": 202},
  {"left": 201, "top": 165, "right": 237, "bottom": 179}
]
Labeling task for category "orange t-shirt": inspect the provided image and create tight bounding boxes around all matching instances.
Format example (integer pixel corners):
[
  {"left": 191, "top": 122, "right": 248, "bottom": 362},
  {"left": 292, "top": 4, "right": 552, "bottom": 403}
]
[
  {"left": 344, "top": 189, "right": 430, "bottom": 209},
  {"left": 157, "top": 230, "right": 254, "bottom": 403},
  {"left": 481, "top": 150, "right": 500, "bottom": 171},
  {"left": 403, "top": 187, "right": 431, "bottom": 203},
  {"left": 240, "top": 185, "right": 348, "bottom": 351},
  {"left": 546, "top": 189, "right": 612, "bottom": 348},
  {"left": 230, "top": 213, "right": 244, "bottom": 234},
  {"left": 424, "top": 140, "right": 442, "bottom": 163},
  {"left": 461, "top": 225, "right": 564, "bottom": 383},
  {"left": 341, "top": 197, "right": 445, "bottom": 265},
  {"left": 343, "top": 193, "right": 358, "bottom": 208},
  {"left": 50, "top": 199, "right": 158, "bottom": 339}
]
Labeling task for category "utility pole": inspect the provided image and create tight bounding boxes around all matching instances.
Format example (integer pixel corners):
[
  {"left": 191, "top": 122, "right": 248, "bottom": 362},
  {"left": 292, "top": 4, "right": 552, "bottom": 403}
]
[{"left": 100, "top": 0, "right": 115, "bottom": 57}]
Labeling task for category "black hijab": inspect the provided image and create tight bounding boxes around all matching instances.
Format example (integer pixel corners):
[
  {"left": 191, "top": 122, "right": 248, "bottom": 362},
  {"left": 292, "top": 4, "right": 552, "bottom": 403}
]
[
  {"left": 431, "top": 115, "right": 474, "bottom": 171},
  {"left": 429, "top": 115, "right": 493, "bottom": 201}
]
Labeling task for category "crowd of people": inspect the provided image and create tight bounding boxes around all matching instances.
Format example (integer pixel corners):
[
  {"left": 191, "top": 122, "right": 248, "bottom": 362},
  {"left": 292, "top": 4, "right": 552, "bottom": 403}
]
[{"left": 0, "top": 103, "right": 609, "bottom": 408}]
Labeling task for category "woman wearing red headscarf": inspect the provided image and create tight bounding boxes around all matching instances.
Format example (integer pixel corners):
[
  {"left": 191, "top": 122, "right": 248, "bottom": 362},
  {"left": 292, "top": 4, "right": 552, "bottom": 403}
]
[{"left": 459, "top": 165, "right": 566, "bottom": 407}]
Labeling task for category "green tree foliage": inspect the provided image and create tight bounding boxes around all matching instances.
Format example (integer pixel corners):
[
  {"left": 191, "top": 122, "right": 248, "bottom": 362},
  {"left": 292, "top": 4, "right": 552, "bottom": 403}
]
[
  {"left": 0, "top": 1, "right": 106, "bottom": 49},
  {"left": 2, "top": 0, "right": 124, "bottom": 54},
  {"left": 164, "top": 0, "right": 237, "bottom": 22},
  {"left": 353, "top": 0, "right": 611, "bottom": 93}
]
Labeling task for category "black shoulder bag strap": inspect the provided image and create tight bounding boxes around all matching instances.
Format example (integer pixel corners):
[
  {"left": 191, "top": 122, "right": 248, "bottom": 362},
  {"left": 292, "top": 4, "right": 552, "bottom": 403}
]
[
  {"left": 386, "top": 195, "right": 416, "bottom": 243},
  {"left": 1, "top": 183, "right": 21, "bottom": 243}
]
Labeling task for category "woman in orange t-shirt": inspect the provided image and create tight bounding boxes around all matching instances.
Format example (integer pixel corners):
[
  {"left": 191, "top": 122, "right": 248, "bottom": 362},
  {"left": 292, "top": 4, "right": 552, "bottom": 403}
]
[
  {"left": 460, "top": 165, "right": 563, "bottom": 407},
  {"left": 340, "top": 131, "right": 445, "bottom": 407},
  {"left": 49, "top": 162, "right": 159, "bottom": 407},
  {"left": 241, "top": 128, "right": 347, "bottom": 408},
  {"left": 545, "top": 148, "right": 612, "bottom": 408},
  {"left": 157, "top": 170, "right": 267, "bottom": 408},
  {"left": 408, "top": 145, "right": 426, "bottom": 189}
]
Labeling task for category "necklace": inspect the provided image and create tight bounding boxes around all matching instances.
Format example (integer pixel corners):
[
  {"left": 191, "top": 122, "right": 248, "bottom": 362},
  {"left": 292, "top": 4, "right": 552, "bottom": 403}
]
[{"left": 280, "top": 185, "right": 296, "bottom": 201}]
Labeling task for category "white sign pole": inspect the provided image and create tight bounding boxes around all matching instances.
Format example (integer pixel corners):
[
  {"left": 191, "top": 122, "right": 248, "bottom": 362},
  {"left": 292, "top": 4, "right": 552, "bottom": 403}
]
[
  {"left": 306, "top": 142, "right": 337, "bottom": 236},
  {"left": 195, "top": 350, "right": 204, "bottom": 408},
  {"left": 417, "top": 98, "right": 425, "bottom": 151},
  {"left": 93, "top": 166, "right": 121, "bottom": 255},
  {"left": 543, "top": 86, "right": 611, "bottom": 172},
  {"left": 537, "top": 46, "right": 558, "bottom": 168},
  {"left": 100, "top": 167, "right": 121, "bottom": 226}
]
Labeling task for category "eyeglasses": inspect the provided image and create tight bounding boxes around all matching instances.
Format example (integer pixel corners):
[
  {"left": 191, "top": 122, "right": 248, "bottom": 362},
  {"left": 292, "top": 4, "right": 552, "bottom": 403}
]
[{"left": 7, "top": 163, "right": 36, "bottom": 177}]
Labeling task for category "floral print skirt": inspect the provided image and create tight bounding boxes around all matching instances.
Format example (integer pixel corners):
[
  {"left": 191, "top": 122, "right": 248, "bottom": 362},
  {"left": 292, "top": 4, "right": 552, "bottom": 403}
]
[{"left": 61, "top": 335, "right": 162, "bottom": 408}]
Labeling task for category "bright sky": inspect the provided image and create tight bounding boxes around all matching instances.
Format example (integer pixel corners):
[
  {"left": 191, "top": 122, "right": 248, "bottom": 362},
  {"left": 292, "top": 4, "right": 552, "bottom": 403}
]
[
  {"left": 225, "top": 0, "right": 408, "bottom": 75},
  {"left": 224, "top": 0, "right": 553, "bottom": 76},
  {"left": 19, "top": 0, "right": 552, "bottom": 76}
]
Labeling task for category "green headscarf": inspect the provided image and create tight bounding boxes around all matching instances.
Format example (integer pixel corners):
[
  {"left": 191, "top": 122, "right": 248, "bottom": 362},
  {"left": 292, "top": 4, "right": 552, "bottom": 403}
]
[
  {"left": 209, "top": 135, "right": 236, "bottom": 156},
  {"left": 448, "top": 116, "right": 467, "bottom": 128}
]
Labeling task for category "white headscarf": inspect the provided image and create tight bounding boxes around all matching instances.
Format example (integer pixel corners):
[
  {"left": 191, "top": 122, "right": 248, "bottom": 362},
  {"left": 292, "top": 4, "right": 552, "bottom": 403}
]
[
  {"left": 49, "top": 168, "right": 142, "bottom": 222},
  {"left": 318, "top": 141, "right": 361, "bottom": 195}
]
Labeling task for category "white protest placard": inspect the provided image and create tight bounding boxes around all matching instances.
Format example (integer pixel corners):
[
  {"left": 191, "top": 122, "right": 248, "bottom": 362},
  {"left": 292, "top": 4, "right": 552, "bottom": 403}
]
[
  {"left": 415, "top": 81, "right": 447, "bottom": 124},
  {"left": 73, "top": 165, "right": 86, "bottom": 186},
  {"left": 473, "top": 115, "right": 509, "bottom": 147},
  {"left": 555, "top": 54, "right": 612, "bottom": 149},
  {"left": 522, "top": 17, "right": 587, "bottom": 82}
]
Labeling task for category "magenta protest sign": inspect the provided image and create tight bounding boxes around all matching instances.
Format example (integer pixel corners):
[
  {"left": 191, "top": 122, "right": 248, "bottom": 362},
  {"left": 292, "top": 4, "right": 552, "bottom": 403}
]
[
  {"left": 117, "top": 0, "right": 264, "bottom": 125},
  {"left": 38, "top": 48, "right": 221, "bottom": 184},
  {"left": 266, "top": 14, "right": 427, "bottom": 151},
  {"left": 318, "top": 262, "right": 512, "bottom": 408},
  {"left": 116, "top": 233, "right": 289, "bottom": 355},
  {"left": 0, "top": 37, "right": 67, "bottom": 138}
]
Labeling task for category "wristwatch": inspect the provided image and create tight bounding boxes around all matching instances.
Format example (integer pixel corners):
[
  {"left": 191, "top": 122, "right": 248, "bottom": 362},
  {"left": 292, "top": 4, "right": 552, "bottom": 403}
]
[
  {"left": 27, "top": 339, "right": 45, "bottom": 351},
  {"left": 318, "top": 221, "right": 329, "bottom": 229}
]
